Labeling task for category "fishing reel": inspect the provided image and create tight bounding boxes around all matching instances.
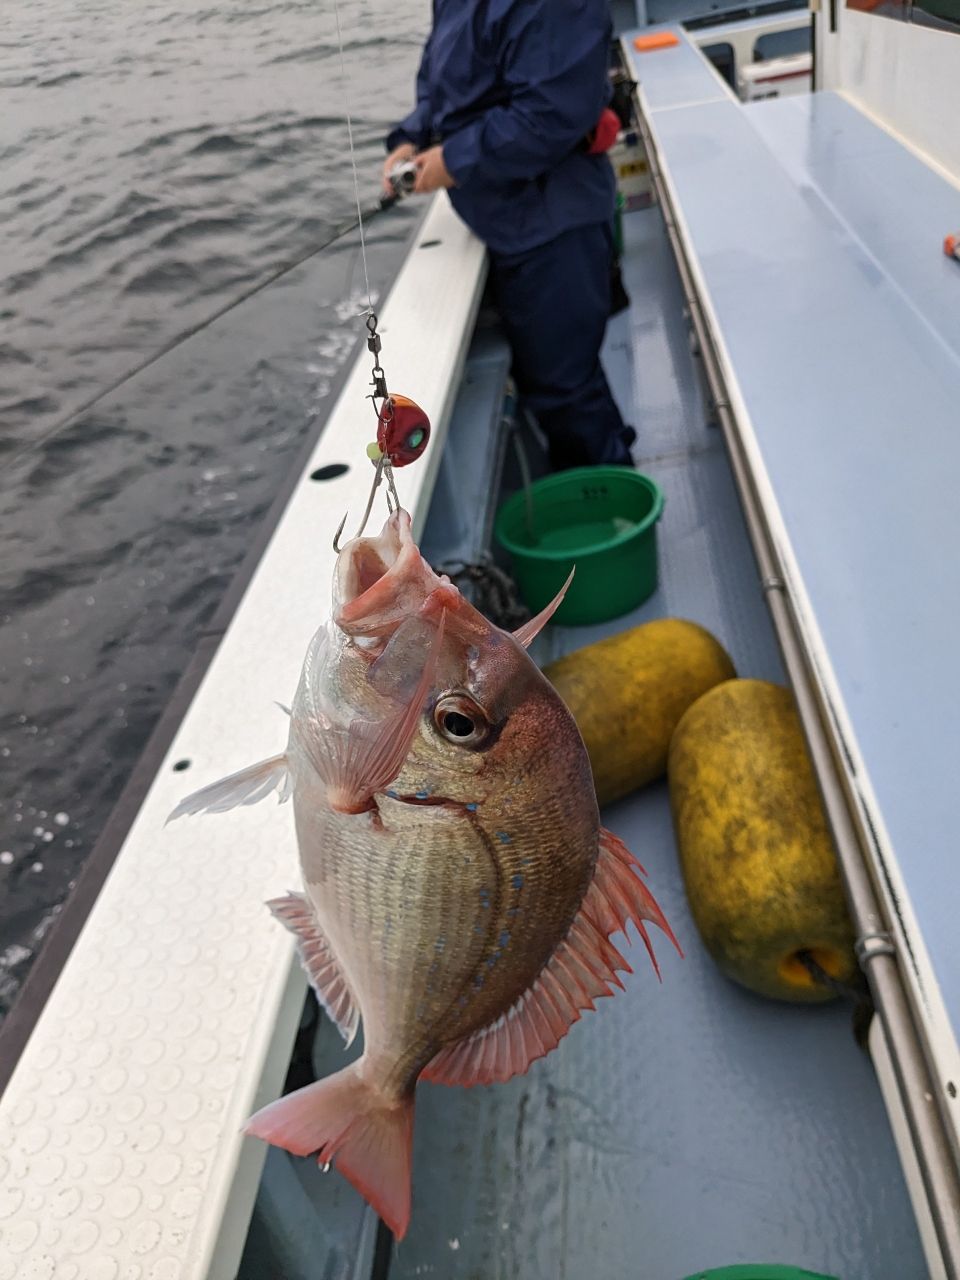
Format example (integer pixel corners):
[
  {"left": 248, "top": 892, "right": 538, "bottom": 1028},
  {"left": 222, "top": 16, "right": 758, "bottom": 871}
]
[{"left": 387, "top": 159, "right": 418, "bottom": 198}]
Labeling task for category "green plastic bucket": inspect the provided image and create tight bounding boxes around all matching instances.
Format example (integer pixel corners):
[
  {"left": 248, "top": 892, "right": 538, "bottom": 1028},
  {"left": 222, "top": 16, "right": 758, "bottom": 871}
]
[
  {"left": 682, "top": 1268, "right": 839, "bottom": 1280},
  {"left": 493, "top": 466, "right": 664, "bottom": 626}
]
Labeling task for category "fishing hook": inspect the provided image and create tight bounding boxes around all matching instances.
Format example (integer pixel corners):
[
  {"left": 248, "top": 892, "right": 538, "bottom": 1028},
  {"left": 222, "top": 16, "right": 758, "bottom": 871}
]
[{"left": 331, "top": 451, "right": 388, "bottom": 552}]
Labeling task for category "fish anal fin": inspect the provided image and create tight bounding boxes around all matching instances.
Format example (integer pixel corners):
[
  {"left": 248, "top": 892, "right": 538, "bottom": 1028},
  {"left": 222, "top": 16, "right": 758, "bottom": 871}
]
[
  {"left": 268, "top": 892, "right": 360, "bottom": 1046},
  {"left": 167, "top": 753, "right": 290, "bottom": 824},
  {"left": 422, "top": 827, "right": 680, "bottom": 1089}
]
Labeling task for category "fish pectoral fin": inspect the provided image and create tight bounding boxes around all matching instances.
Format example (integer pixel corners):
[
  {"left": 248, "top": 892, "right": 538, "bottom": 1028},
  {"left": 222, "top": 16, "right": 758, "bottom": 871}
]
[
  {"left": 245, "top": 1063, "right": 414, "bottom": 1241},
  {"left": 421, "top": 826, "right": 681, "bottom": 1090},
  {"left": 267, "top": 892, "right": 360, "bottom": 1047},
  {"left": 320, "top": 611, "right": 446, "bottom": 813},
  {"left": 511, "top": 568, "right": 575, "bottom": 648},
  {"left": 166, "top": 753, "right": 290, "bottom": 823}
]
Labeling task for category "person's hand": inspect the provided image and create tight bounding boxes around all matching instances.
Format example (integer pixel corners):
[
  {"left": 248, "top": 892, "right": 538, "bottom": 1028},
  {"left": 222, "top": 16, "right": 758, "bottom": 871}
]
[
  {"left": 382, "top": 142, "right": 416, "bottom": 196},
  {"left": 414, "top": 145, "right": 454, "bottom": 194}
]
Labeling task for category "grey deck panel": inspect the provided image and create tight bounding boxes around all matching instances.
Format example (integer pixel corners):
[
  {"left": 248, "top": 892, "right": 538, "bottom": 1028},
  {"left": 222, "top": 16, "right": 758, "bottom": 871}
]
[
  {"left": 745, "top": 91, "right": 960, "bottom": 362},
  {"left": 644, "top": 89, "right": 960, "bottom": 1049},
  {"left": 391, "top": 207, "right": 924, "bottom": 1280},
  {"left": 627, "top": 23, "right": 731, "bottom": 113}
]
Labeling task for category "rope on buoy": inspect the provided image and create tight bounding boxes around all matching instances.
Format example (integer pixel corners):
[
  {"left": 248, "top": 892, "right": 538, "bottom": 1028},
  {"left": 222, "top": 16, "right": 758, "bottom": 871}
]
[{"left": 796, "top": 949, "right": 875, "bottom": 1050}]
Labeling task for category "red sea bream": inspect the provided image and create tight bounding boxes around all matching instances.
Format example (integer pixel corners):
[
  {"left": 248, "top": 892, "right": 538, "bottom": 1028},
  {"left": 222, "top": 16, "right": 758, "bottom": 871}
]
[{"left": 172, "top": 509, "right": 679, "bottom": 1238}]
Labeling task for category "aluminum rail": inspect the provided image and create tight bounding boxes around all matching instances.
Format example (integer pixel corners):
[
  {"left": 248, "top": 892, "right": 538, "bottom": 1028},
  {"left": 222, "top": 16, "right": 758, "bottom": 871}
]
[{"left": 631, "top": 80, "right": 960, "bottom": 1279}]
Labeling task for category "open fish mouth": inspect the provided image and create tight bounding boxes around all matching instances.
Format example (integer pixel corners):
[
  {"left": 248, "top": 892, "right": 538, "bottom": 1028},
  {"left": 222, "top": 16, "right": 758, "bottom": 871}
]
[
  {"left": 334, "top": 511, "right": 445, "bottom": 639},
  {"left": 333, "top": 510, "right": 481, "bottom": 653}
]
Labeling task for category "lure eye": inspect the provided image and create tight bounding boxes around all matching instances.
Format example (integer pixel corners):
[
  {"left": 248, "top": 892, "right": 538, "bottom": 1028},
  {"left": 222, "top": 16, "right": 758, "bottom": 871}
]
[{"left": 434, "top": 695, "right": 489, "bottom": 747}]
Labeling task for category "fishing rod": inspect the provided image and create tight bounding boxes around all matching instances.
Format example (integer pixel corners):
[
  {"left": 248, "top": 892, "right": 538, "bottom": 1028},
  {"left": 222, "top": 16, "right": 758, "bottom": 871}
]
[{"left": 5, "top": 190, "right": 403, "bottom": 472}]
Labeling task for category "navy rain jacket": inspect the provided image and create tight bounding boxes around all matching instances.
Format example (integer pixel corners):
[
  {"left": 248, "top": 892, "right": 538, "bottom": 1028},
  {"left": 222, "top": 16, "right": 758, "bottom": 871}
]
[{"left": 386, "top": 0, "right": 616, "bottom": 256}]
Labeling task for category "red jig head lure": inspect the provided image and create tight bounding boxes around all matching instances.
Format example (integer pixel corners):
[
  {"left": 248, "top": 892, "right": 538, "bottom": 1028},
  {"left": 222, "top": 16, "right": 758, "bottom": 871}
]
[{"left": 375, "top": 394, "right": 431, "bottom": 467}]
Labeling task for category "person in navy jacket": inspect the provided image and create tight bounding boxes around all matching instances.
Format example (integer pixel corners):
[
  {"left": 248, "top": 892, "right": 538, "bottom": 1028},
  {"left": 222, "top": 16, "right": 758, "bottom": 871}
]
[{"left": 383, "top": 0, "right": 635, "bottom": 471}]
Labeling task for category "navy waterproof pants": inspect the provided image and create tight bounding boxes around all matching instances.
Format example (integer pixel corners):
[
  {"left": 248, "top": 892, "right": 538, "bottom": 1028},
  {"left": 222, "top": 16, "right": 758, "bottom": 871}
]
[{"left": 489, "top": 221, "right": 634, "bottom": 472}]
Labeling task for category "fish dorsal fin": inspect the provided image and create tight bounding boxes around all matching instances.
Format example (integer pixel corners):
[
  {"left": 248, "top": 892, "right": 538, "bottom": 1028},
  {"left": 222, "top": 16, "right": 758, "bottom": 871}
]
[
  {"left": 167, "top": 753, "right": 290, "bottom": 823},
  {"left": 511, "top": 569, "right": 575, "bottom": 648},
  {"left": 421, "top": 827, "right": 680, "bottom": 1088},
  {"left": 267, "top": 892, "right": 360, "bottom": 1047}
]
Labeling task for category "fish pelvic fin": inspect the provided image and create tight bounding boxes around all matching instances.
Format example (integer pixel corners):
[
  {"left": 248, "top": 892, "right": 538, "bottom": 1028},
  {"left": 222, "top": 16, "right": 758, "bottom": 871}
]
[
  {"left": 421, "top": 825, "right": 680, "bottom": 1089},
  {"left": 267, "top": 892, "right": 360, "bottom": 1047},
  {"left": 166, "top": 754, "right": 290, "bottom": 824},
  {"left": 245, "top": 1065, "right": 414, "bottom": 1240},
  {"left": 511, "top": 568, "right": 575, "bottom": 648}
]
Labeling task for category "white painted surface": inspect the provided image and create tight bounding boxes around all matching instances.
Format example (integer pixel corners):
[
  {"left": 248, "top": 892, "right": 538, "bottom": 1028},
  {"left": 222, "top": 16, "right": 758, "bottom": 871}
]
[
  {"left": 690, "top": 10, "right": 810, "bottom": 91},
  {"left": 738, "top": 52, "right": 812, "bottom": 100},
  {"left": 0, "top": 194, "right": 486, "bottom": 1280},
  {"left": 871, "top": 1016, "right": 949, "bottom": 1280},
  {"left": 821, "top": 8, "right": 960, "bottom": 187}
]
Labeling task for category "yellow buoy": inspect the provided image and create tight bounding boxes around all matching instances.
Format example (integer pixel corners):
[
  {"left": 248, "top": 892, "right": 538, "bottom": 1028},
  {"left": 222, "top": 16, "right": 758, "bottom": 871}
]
[
  {"left": 667, "top": 678, "right": 857, "bottom": 1003},
  {"left": 543, "top": 618, "right": 735, "bottom": 808}
]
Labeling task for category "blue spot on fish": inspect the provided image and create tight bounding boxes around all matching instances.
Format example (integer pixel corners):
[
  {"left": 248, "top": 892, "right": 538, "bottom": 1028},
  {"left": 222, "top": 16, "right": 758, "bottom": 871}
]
[
  {"left": 465, "top": 802, "right": 478, "bottom": 812},
  {"left": 496, "top": 831, "right": 512, "bottom": 844},
  {"left": 386, "top": 789, "right": 398, "bottom": 799},
  {"left": 458, "top": 995, "right": 468, "bottom": 1007},
  {"left": 507, "top": 906, "right": 520, "bottom": 916},
  {"left": 474, "top": 973, "right": 485, "bottom": 989},
  {"left": 511, "top": 873, "right": 524, "bottom": 890},
  {"left": 499, "top": 930, "right": 510, "bottom": 947},
  {"left": 415, "top": 789, "right": 429, "bottom": 800},
  {"left": 435, "top": 936, "right": 446, "bottom": 953}
]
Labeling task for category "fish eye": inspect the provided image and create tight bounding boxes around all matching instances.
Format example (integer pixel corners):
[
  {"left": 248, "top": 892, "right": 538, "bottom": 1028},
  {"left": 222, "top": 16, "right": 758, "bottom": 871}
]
[{"left": 434, "top": 694, "right": 489, "bottom": 747}]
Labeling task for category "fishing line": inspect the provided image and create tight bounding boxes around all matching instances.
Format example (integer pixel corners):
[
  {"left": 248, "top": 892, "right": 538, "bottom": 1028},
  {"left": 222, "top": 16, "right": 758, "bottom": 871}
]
[
  {"left": 4, "top": 196, "right": 398, "bottom": 474},
  {"left": 332, "top": 0, "right": 374, "bottom": 316}
]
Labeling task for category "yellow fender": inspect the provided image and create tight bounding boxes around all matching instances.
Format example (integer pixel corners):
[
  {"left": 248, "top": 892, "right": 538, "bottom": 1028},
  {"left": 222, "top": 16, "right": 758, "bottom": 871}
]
[
  {"left": 668, "top": 678, "right": 857, "bottom": 1003},
  {"left": 544, "top": 618, "right": 735, "bottom": 808}
]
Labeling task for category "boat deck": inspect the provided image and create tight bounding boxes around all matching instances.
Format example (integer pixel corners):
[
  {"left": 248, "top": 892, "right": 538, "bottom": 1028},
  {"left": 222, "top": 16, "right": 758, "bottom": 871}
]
[{"left": 238, "top": 205, "right": 925, "bottom": 1280}]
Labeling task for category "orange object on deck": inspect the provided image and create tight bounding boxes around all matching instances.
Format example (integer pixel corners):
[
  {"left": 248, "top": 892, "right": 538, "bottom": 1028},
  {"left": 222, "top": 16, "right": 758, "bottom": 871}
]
[
  {"left": 633, "top": 31, "right": 680, "bottom": 52},
  {"left": 945, "top": 233, "right": 960, "bottom": 260}
]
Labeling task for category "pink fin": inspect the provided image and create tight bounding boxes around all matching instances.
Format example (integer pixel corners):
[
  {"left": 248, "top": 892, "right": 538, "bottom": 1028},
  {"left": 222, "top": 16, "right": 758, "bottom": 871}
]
[
  {"left": 323, "top": 612, "right": 446, "bottom": 813},
  {"left": 587, "top": 827, "right": 683, "bottom": 980},
  {"left": 267, "top": 892, "right": 360, "bottom": 1047},
  {"left": 245, "top": 1064, "right": 414, "bottom": 1240},
  {"left": 512, "top": 569, "right": 575, "bottom": 647},
  {"left": 422, "top": 827, "right": 680, "bottom": 1089},
  {"left": 167, "top": 753, "right": 290, "bottom": 824}
]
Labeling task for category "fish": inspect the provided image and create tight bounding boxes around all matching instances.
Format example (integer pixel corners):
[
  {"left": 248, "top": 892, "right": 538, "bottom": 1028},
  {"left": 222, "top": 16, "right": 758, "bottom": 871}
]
[{"left": 170, "top": 509, "right": 680, "bottom": 1239}]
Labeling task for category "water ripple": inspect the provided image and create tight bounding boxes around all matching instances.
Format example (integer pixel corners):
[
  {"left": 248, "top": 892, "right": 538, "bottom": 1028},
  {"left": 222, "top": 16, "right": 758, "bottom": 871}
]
[{"left": 0, "top": 0, "right": 429, "bottom": 1020}]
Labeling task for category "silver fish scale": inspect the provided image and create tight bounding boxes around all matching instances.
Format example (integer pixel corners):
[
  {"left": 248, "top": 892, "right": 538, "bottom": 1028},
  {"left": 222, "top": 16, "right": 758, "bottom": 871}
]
[{"left": 289, "top": 728, "right": 596, "bottom": 1097}]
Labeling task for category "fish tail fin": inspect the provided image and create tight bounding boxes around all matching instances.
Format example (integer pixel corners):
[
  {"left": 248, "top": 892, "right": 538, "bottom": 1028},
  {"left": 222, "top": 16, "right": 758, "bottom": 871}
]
[{"left": 245, "top": 1064, "right": 415, "bottom": 1239}]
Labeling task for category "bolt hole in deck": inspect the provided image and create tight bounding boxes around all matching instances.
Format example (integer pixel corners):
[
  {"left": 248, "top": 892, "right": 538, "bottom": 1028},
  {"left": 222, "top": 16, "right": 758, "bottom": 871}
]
[
  {"left": 310, "top": 463, "right": 350, "bottom": 482},
  {"left": 172, "top": 759, "right": 191, "bottom": 772}
]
